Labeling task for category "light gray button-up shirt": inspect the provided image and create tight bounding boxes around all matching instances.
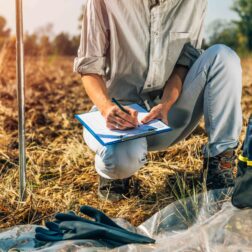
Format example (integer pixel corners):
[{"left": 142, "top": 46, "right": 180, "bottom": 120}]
[{"left": 74, "top": 0, "right": 208, "bottom": 104}]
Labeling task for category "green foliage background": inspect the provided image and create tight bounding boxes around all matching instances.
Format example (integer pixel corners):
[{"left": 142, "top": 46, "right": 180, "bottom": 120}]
[{"left": 208, "top": 0, "right": 252, "bottom": 54}]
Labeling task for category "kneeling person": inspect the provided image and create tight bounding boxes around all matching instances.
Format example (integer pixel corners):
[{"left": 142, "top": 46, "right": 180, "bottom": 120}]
[{"left": 74, "top": 0, "right": 242, "bottom": 201}]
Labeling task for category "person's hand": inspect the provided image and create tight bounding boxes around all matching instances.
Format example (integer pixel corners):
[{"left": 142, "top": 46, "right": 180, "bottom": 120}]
[
  {"left": 102, "top": 105, "right": 138, "bottom": 130},
  {"left": 141, "top": 103, "right": 170, "bottom": 125}
]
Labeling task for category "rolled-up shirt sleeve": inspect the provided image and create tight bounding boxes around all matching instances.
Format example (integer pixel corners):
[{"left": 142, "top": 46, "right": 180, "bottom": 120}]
[
  {"left": 73, "top": 0, "right": 109, "bottom": 76},
  {"left": 176, "top": 1, "right": 207, "bottom": 68},
  {"left": 176, "top": 43, "right": 203, "bottom": 68}
]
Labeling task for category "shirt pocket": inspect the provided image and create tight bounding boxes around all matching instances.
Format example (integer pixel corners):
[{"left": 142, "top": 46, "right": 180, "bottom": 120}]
[{"left": 168, "top": 32, "right": 190, "bottom": 64}]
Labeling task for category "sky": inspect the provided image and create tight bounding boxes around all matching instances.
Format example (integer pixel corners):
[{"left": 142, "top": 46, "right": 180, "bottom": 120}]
[{"left": 0, "top": 0, "right": 238, "bottom": 37}]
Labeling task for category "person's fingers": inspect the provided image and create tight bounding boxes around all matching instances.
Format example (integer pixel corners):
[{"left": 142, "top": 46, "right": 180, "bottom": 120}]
[
  {"left": 116, "top": 110, "right": 134, "bottom": 124},
  {"left": 141, "top": 114, "right": 154, "bottom": 124},
  {"left": 106, "top": 121, "right": 123, "bottom": 130},
  {"left": 106, "top": 117, "right": 129, "bottom": 130},
  {"left": 115, "top": 107, "right": 138, "bottom": 126},
  {"left": 107, "top": 109, "right": 136, "bottom": 129},
  {"left": 127, "top": 108, "right": 139, "bottom": 125},
  {"left": 126, "top": 107, "right": 138, "bottom": 118},
  {"left": 107, "top": 120, "right": 129, "bottom": 130},
  {"left": 114, "top": 114, "right": 136, "bottom": 128},
  {"left": 106, "top": 111, "right": 126, "bottom": 129},
  {"left": 105, "top": 106, "right": 138, "bottom": 126},
  {"left": 162, "top": 116, "right": 169, "bottom": 125},
  {"left": 161, "top": 109, "right": 169, "bottom": 125},
  {"left": 141, "top": 109, "right": 159, "bottom": 124},
  {"left": 110, "top": 115, "right": 128, "bottom": 127},
  {"left": 105, "top": 106, "right": 139, "bottom": 129}
]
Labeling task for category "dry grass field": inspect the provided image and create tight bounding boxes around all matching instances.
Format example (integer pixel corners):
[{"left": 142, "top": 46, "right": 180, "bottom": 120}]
[{"left": 0, "top": 39, "right": 251, "bottom": 229}]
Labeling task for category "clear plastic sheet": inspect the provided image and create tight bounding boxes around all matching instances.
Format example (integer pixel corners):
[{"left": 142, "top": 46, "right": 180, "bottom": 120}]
[{"left": 1, "top": 189, "right": 252, "bottom": 252}]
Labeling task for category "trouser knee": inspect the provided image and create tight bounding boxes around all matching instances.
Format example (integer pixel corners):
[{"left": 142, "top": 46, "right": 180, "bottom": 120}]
[
  {"left": 208, "top": 44, "right": 241, "bottom": 66},
  {"left": 95, "top": 138, "right": 148, "bottom": 179},
  {"left": 208, "top": 44, "right": 242, "bottom": 82}
]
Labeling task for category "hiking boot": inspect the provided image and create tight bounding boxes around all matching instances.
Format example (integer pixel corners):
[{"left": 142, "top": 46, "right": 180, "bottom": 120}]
[
  {"left": 98, "top": 176, "right": 131, "bottom": 202},
  {"left": 202, "top": 149, "right": 236, "bottom": 190}
]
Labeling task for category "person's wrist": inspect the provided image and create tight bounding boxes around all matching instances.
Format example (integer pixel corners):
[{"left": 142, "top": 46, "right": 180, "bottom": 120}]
[
  {"left": 100, "top": 101, "right": 114, "bottom": 117},
  {"left": 160, "top": 100, "right": 172, "bottom": 113}
]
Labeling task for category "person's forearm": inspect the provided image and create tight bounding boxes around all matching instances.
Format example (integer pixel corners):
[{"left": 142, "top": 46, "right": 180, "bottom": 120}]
[
  {"left": 82, "top": 74, "right": 138, "bottom": 129},
  {"left": 141, "top": 65, "right": 189, "bottom": 125},
  {"left": 81, "top": 74, "right": 113, "bottom": 116},
  {"left": 161, "top": 65, "right": 188, "bottom": 109}
]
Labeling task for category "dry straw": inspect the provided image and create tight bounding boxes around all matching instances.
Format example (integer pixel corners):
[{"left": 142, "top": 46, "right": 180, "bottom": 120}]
[{"left": 0, "top": 39, "right": 251, "bottom": 228}]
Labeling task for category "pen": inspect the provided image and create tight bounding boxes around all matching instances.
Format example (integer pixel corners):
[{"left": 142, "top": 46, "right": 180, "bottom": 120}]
[
  {"left": 111, "top": 98, "right": 130, "bottom": 115},
  {"left": 111, "top": 97, "right": 139, "bottom": 127}
]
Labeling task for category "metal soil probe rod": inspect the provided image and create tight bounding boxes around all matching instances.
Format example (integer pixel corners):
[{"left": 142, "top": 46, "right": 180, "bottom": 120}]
[{"left": 15, "top": 0, "right": 26, "bottom": 201}]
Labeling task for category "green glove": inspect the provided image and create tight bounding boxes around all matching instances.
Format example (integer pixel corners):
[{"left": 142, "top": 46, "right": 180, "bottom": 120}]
[{"left": 35, "top": 206, "right": 155, "bottom": 247}]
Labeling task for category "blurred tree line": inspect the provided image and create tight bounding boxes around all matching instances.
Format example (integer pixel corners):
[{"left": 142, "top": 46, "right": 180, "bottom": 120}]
[
  {"left": 1, "top": 0, "right": 252, "bottom": 56},
  {"left": 0, "top": 17, "right": 80, "bottom": 57},
  {"left": 0, "top": 16, "right": 11, "bottom": 49},
  {"left": 207, "top": 0, "right": 252, "bottom": 53},
  {"left": 23, "top": 30, "right": 80, "bottom": 57}
]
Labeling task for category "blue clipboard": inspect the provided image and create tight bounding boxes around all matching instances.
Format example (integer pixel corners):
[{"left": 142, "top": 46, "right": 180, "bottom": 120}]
[{"left": 75, "top": 104, "right": 172, "bottom": 146}]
